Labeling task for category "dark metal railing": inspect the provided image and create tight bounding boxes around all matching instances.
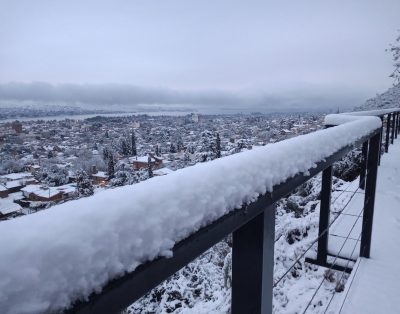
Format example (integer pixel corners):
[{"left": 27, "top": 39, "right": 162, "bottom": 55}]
[{"left": 67, "top": 109, "right": 400, "bottom": 314}]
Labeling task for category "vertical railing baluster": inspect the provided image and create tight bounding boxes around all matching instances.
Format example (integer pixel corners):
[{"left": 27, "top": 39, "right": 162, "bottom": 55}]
[
  {"left": 359, "top": 141, "right": 368, "bottom": 190},
  {"left": 391, "top": 113, "right": 395, "bottom": 144},
  {"left": 316, "top": 166, "right": 333, "bottom": 264},
  {"left": 385, "top": 114, "right": 391, "bottom": 153},
  {"left": 378, "top": 116, "right": 383, "bottom": 165},
  {"left": 397, "top": 112, "right": 400, "bottom": 135},
  {"left": 360, "top": 131, "right": 380, "bottom": 258},
  {"left": 232, "top": 209, "right": 275, "bottom": 314}
]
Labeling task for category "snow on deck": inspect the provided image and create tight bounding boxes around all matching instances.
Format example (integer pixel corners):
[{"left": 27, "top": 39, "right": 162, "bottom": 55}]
[
  {"left": 0, "top": 117, "right": 381, "bottom": 314},
  {"left": 333, "top": 138, "right": 400, "bottom": 314}
]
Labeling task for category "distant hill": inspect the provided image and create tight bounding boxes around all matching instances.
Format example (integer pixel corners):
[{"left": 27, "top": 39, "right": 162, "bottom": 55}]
[{"left": 354, "top": 84, "right": 400, "bottom": 111}]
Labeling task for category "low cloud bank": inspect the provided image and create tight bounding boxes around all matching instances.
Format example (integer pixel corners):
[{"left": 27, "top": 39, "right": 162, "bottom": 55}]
[{"left": 0, "top": 82, "right": 358, "bottom": 112}]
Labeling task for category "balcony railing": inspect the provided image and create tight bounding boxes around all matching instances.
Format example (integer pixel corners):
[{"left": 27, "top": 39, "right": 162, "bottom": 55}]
[{"left": 1, "top": 108, "right": 399, "bottom": 314}]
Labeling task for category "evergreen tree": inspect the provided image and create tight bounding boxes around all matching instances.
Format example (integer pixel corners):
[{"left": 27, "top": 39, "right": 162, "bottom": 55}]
[
  {"left": 103, "top": 147, "right": 111, "bottom": 162},
  {"left": 216, "top": 133, "right": 221, "bottom": 158},
  {"left": 108, "top": 154, "right": 115, "bottom": 178},
  {"left": 169, "top": 143, "right": 177, "bottom": 153},
  {"left": 155, "top": 145, "right": 160, "bottom": 156},
  {"left": 120, "top": 138, "right": 130, "bottom": 156},
  {"left": 131, "top": 131, "right": 137, "bottom": 156},
  {"left": 110, "top": 163, "right": 138, "bottom": 187},
  {"left": 76, "top": 170, "right": 94, "bottom": 197},
  {"left": 148, "top": 156, "right": 153, "bottom": 178}
]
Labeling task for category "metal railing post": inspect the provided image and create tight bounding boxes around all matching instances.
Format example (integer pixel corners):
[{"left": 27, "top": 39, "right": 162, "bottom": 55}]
[
  {"left": 315, "top": 166, "right": 333, "bottom": 264},
  {"left": 360, "top": 132, "right": 380, "bottom": 258},
  {"left": 378, "top": 116, "right": 383, "bottom": 165},
  {"left": 359, "top": 141, "right": 368, "bottom": 190},
  {"left": 391, "top": 113, "right": 395, "bottom": 144},
  {"left": 385, "top": 113, "right": 391, "bottom": 152},
  {"left": 232, "top": 209, "right": 275, "bottom": 314},
  {"left": 397, "top": 112, "right": 400, "bottom": 135}
]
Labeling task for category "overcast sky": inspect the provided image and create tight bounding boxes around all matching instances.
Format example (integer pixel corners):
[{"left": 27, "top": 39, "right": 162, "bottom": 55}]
[{"left": 0, "top": 0, "right": 399, "bottom": 111}]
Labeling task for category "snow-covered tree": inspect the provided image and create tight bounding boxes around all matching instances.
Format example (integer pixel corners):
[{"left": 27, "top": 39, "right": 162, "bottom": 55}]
[
  {"left": 108, "top": 156, "right": 115, "bottom": 178},
  {"left": 131, "top": 131, "right": 137, "bottom": 156},
  {"left": 37, "top": 165, "right": 69, "bottom": 186},
  {"left": 388, "top": 30, "right": 400, "bottom": 85},
  {"left": 120, "top": 138, "right": 130, "bottom": 157},
  {"left": 215, "top": 133, "right": 221, "bottom": 158},
  {"left": 76, "top": 170, "right": 94, "bottom": 197},
  {"left": 148, "top": 157, "right": 153, "bottom": 178},
  {"left": 110, "top": 163, "right": 138, "bottom": 187}
]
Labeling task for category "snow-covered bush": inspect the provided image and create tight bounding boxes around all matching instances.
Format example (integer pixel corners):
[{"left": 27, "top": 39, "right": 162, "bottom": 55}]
[{"left": 333, "top": 149, "right": 362, "bottom": 182}]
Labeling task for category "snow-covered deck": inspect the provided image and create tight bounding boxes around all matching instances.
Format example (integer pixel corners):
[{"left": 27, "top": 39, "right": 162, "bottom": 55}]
[{"left": 334, "top": 138, "right": 400, "bottom": 313}]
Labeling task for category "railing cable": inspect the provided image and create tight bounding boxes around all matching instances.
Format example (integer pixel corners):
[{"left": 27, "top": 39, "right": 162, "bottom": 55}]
[
  {"left": 323, "top": 216, "right": 363, "bottom": 313},
  {"left": 273, "top": 186, "right": 360, "bottom": 287},
  {"left": 301, "top": 205, "right": 363, "bottom": 313}
]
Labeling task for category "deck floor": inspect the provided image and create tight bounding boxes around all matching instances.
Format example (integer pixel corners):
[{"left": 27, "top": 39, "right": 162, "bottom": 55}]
[{"left": 333, "top": 138, "right": 400, "bottom": 314}]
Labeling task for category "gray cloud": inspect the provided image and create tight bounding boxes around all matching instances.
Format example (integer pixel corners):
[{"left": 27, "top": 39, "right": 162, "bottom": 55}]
[
  {"left": 0, "top": 0, "right": 399, "bottom": 107},
  {"left": 0, "top": 82, "right": 366, "bottom": 112}
]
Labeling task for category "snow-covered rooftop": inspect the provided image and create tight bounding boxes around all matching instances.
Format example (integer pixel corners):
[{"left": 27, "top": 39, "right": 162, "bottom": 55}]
[
  {"left": 0, "top": 200, "right": 22, "bottom": 215},
  {"left": 0, "top": 114, "right": 383, "bottom": 314},
  {"left": 153, "top": 168, "right": 174, "bottom": 176},
  {"left": 0, "top": 172, "right": 33, "bottom": 181}
]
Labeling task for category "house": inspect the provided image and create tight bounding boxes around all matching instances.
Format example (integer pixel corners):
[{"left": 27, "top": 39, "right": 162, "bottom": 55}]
[
  {"left": 5, "top": 181, "right": 24, "bottom": 194},
  {"left": 21, "top": 185, "right": 64, "bottom": 202},
  {"left": 130, "top": 154, "right": 163, "bottom": 171},
  {"left": 0, "top": 200, "right": 23, "bottom": 220},
  {"left": 28, "top": 165, "right": 41, "bottom": 174},
  {"left": 0, "top": 185, "right": 9, "bottom": 198},
  {"left": 0, "top": 172, "right": 34, "bottom": 183},
  {"left": 92, "top": 171, "right": 108, "bottom": 186}
]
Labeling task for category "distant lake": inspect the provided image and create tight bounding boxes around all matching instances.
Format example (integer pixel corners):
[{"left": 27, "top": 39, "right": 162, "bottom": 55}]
[{"left": 0, "top": 111, "right": 194, "bottom": 123}]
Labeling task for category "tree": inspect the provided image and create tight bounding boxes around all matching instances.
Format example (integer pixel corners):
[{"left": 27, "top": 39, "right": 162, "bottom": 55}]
[
  {"left": 215, "top": 133, "right": 221, "bottom": 159},
  {"left": 169, "top": 143, "right": 177, "bottom": 153},
  {"left": 47, "top": 150, "right": 54, "bottom": 159},
  {"left": 38, "top": 165, "right": 69, "bottom": 186},
  {"left": 103, "top": 147, "right": 112, "bottom": 163},
  {"left": 120, "top": 138, "right": 130, "bottom": 156},
  {"left": 108, "top": 156, "right": 115, "bottom": 178},
  {"left": 388, "top": 30, "right": 400, "bottom": 85},
  {"left": 148, "top": 156, "right": 153, "bottom": 178},
  {"left": 131, "top": 131, "right": 137, "bottom": 156},
  {"left": 110, "top": 163, "right": 138, "bottom": 187},
  {"left": 76, "top": 170, "right": 94, "bottom": 197}
]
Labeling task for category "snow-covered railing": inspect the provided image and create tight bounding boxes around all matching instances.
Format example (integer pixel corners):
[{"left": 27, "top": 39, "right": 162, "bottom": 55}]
[
  {"left": 325, "top": 107, "right": 400, "bottom": 156},
  {"left": 0, "top": 109, "right": 399, "bottom": 314}
]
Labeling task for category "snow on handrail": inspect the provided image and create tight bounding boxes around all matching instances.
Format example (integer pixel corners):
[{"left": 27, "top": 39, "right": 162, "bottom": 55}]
[
  {"left": 324, "top": 108, "right": 400, "bottom": 126},
  {"left": 0, "top": 115, "right": 382, "bottom": 314}
]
